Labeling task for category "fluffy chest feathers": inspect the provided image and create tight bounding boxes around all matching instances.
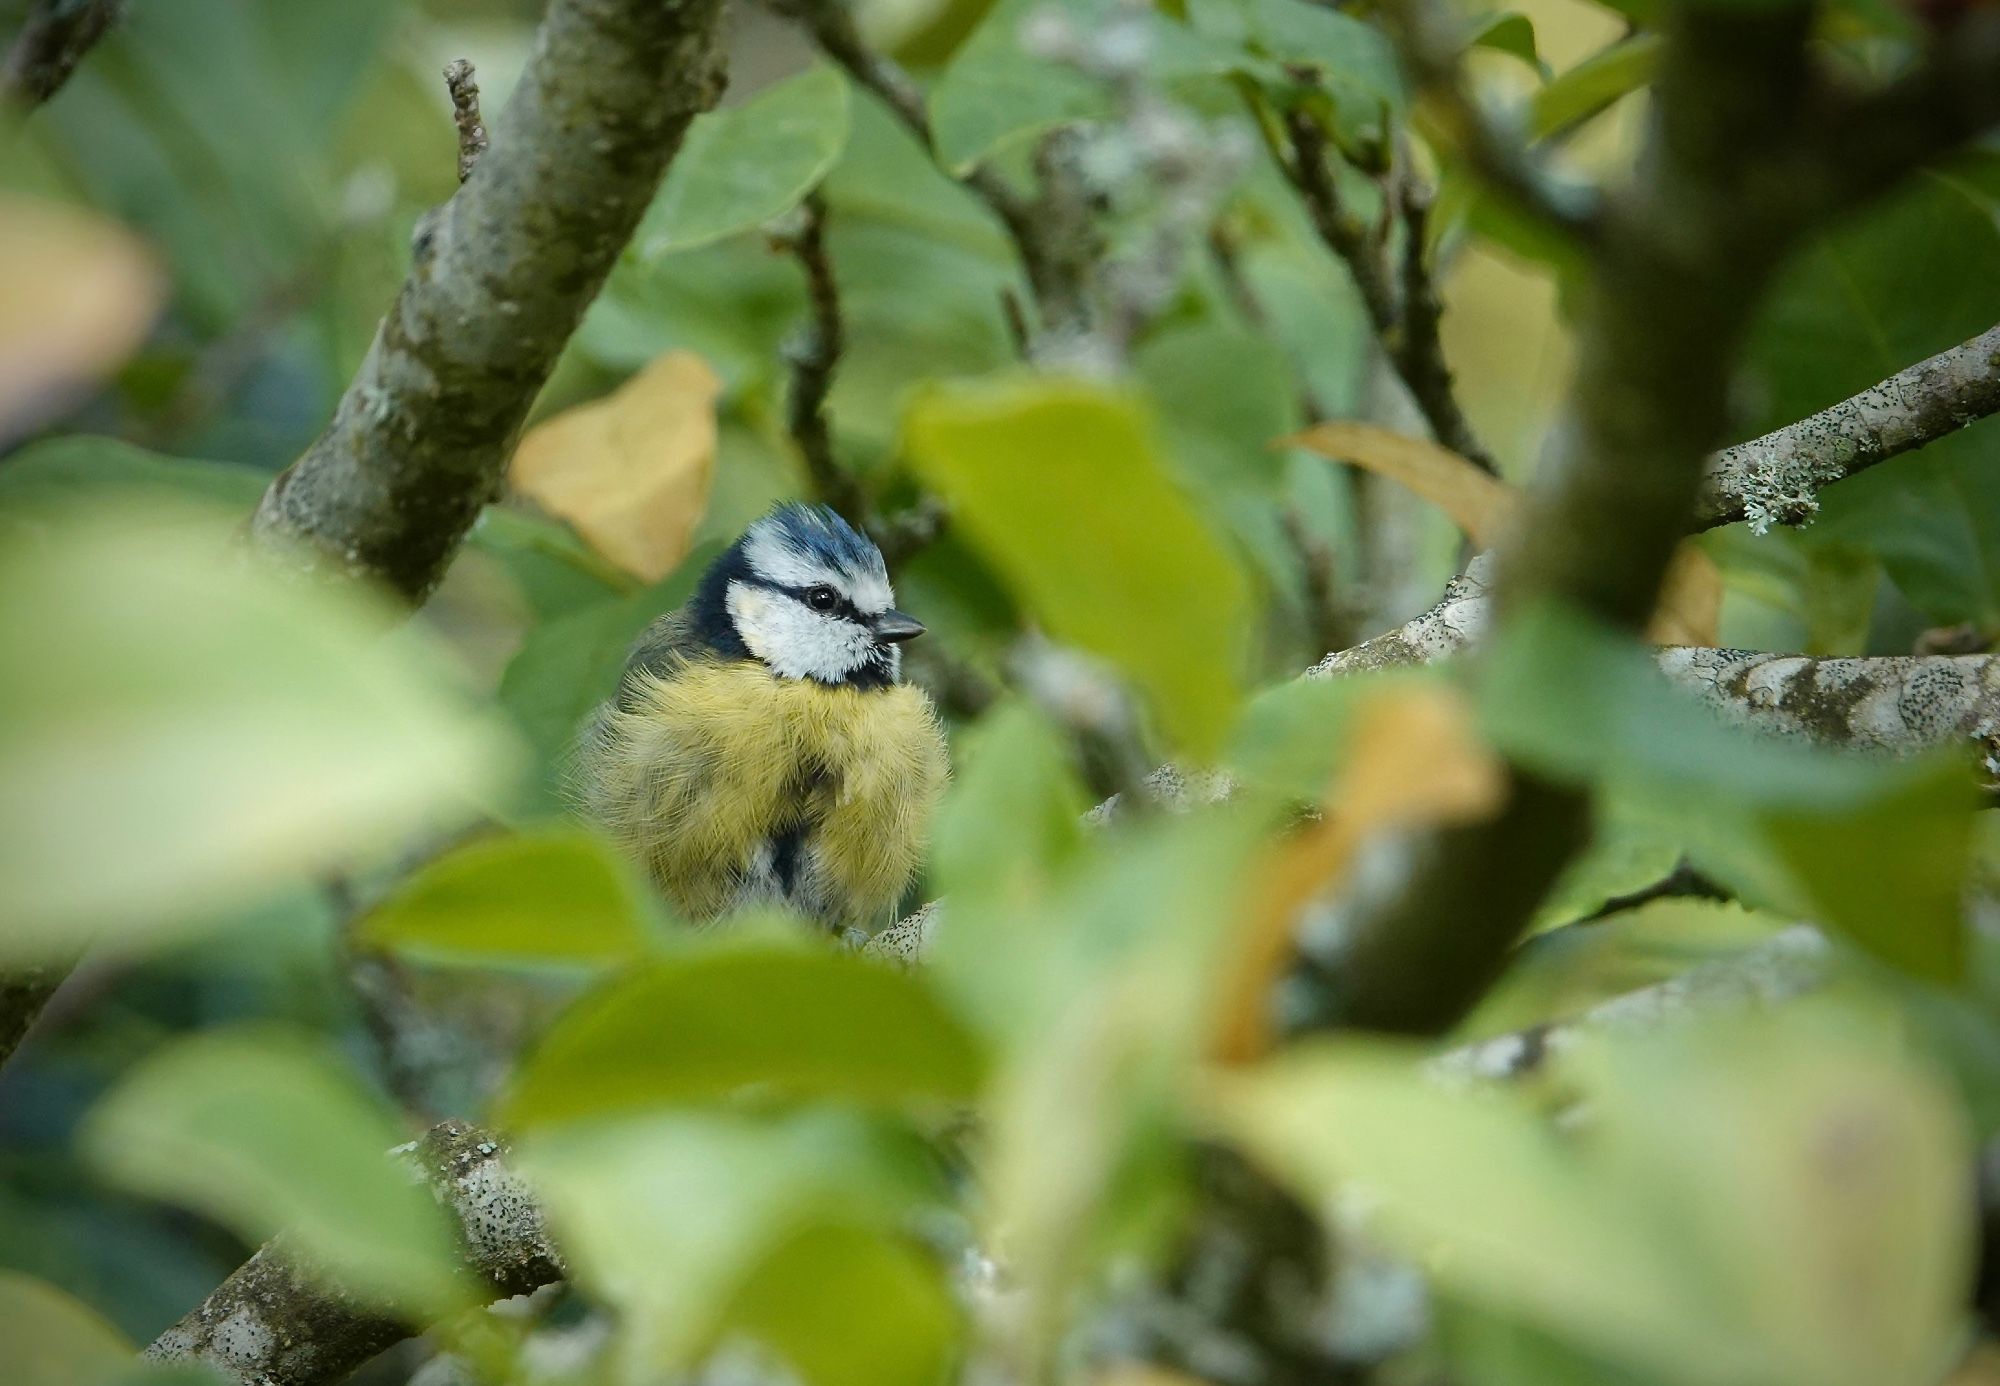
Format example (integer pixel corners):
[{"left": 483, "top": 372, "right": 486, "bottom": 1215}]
[{"left": 579, "top": 658, "right": 948, "bottom": 929}]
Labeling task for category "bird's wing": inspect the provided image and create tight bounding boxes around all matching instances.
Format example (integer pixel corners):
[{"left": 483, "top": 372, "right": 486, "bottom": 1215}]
[{"left": 614, "top": 605, "right": 707, "bottom": 709}]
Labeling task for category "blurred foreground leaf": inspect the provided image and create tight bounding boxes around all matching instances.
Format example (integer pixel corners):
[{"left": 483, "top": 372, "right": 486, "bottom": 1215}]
[
  {"left": 722, "top": 1222, "right": 961, "bottom": 1386},
  {"left": 1218, "top": 1006, "right": 1969, "bottom": 1386},
  {"left": 0, "top": 503, "right": 516, "bottom": 960},
  {"left": 522, "top": 1110, "right": 945, "bottom": 1371},
  {"left": 905, "top": 375, "right": 1250, "bottom": 752},
  {"left": 355, "top": 828, "right": 658, "bottom": 968},
  {"left": 0, "top": 195, "right": 165, "bottom": 442},
  {"left": 0, "top": 1270, "right": 131, "bottom": 1386},
  {"left": 642, "top": 65, "right": 852, "bottom": 256},
  {"left": 501, "top": 939, "right": 987, "bottom": 1127},
  {"left": 509, "top": 351, "right": 721, "bottom": 583},
  {"left": 82, "top": 1029, "right": 464, "bottom": 1311}
]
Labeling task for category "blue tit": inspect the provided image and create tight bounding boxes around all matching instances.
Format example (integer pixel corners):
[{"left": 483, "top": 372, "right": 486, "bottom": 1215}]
[{"left": 573, "top": 502, "right": 949, "bottom": 932}]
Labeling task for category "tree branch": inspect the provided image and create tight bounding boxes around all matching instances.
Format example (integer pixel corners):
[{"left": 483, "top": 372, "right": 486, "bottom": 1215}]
[
  {"left": 145, "top": 1121, "right": 560, "bottom": 1386},
  {"left": 249, "top": 0, "right": 729, "bottom": 603},
  {"left": 1695, "top": 319, "right": 2000, "bottom": 531},
  {"left": 1, "top": 0, "right": 120, "bottom": 109}
]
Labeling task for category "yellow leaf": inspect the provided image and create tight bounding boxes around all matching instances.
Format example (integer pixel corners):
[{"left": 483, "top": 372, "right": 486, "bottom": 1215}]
[
  {"left": 0, "top": 195, "right": 164, "bottom": 440},
  {"left": 1649, "top": 542, "right": 1722, "bottom": 647},
  {"left": 1216, "top": 685, "right": 1505, "bottom": 1062},
  {"left": 510, "top": 350, "right": 721, "bottom": 582},
  {"left": 1284, "top": 420, "right": 1520, "bottom": 545},
  {"left": 1284, "top": 420, "right": 1721, "bottom": 646}
]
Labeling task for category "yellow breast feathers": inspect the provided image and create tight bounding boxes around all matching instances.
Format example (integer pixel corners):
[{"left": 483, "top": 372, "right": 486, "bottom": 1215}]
[{"left": 580, "top": 660, "right": 948, "bottom": 929}]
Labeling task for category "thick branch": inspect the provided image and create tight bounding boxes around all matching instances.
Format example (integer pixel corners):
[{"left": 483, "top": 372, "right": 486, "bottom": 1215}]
[
  {"left": 145, "top": 1121, "right": 560, "bottom": 1386},
  {"left": 249, "top": 0, "right": 729, "bottom": 602},
  {"left": 1695, "top": 319, "right": 2000, "bottom": 531},
  {"left": 1, "top": 0, "right": 120, "bottom": 108}
]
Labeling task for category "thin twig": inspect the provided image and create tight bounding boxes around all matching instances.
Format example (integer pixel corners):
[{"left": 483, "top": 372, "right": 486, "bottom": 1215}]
[
  {"left": 443, "top": 58, "right": 490, "bottom": 184},
  {"left": 1279, "top": 111, "right": 1499, "bottom": 477},
  {"left": 0, "top": 0, "right": 121, "bottom": 109},
  {"left": 775, "top": 193, "right": 861, "bottom": 521},
  {"left": 767, "top": 0, "right": 1094, "bottom": 340}
]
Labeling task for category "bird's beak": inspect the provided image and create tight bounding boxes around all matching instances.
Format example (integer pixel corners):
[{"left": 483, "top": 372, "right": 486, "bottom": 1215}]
[{"left": 870, "top": 610, "right": 926, "bottom": 644}]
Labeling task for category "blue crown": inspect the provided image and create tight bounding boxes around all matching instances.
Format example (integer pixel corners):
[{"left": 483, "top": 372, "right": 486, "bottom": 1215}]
[{"left": 756, "top": 501, "right": 883, "bottom": 578}]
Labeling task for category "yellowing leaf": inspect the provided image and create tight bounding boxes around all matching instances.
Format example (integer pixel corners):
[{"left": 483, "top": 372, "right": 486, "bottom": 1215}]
[
  {"left": 1284, "top": 421, "right": 1521, "bottom": 545},
  {"left": 1217, "top": 685, "right": 1504, "bottom": 1062},
  {"left": 0, "top": 1272, "right": 130, "bottom": 1386},
  {"left": 0, "top": 195, "right": 164, "bottom": 440},
  {"left": 1285, "top": 420, "right": 1720, "bottom": 645},
  {"left": 510, "top": 351, "right": 721, "bottom": 582},
  {"left": 905, "top": 375, "right": 1251, "bottom": 753}
]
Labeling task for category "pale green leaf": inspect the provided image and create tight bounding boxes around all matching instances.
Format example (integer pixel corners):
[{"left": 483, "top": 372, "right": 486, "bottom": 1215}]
[
  {"left": 0, "top": 502, "right": 516, "bottom": 961},
  {"left": 500, "top": 940, "right": 988, "bottom": 1127},
  {"left": 643, "top": 66, "right": 852, "bottom": 256},
  {"left": 1528, "top": 35, "right": 1659, "bottom": 139},
  {"left": 82, "top": 1029, "right": 464, "bottom": 1311},
  {"left": 355, "top": 828, "right": 659, "bottom": 967},
  {"left": 722, "top": 1223, "right": 961, "bottom": 1386},
  {"left": 520, "top": 1111, "right": 941, "bottom": 1370},
  {"left": 903, "top": 374, "right": 1251, "bottom": 752}
]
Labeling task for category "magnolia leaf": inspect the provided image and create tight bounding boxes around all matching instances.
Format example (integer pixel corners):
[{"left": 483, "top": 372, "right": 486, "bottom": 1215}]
[
  {"left": 1285, "top": 421, "right": 1720, "bottom": 644},
  {"left": 510, "top": 350, "right": 721, "bottom": 582},
  {"left": 355, "top": 829, "right": 658, "bottom": 967},
  {"left": 905, "top": 375, "right": 1251, "bottom": 752},
  {"left": 83, "top": 1029, "right": 466, "bottom": 1311},
  {"left": 643, "top": 65, "right": 852, "bottom": 256},
  {"left": 0, "top": 195, "right": 165, "bottom": 441}
]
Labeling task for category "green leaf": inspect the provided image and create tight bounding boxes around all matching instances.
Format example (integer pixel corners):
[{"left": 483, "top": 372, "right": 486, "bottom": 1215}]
[
  {"left": 642, "top": 66, "right": 852, "bottom": 256},
  {"left": 0, "top": 436, "right": 266, "bottom": 518},
  {"left": 520, "top": 1111, "right": 944, "bottom": 1370},
  {"left": 722, "top": 1223, "right": 961, "bottom": 1386},
  {"left": 930, "top": 0, "right": 1224, "bottom": 174},
  {"left": 0, "top": 1271, "right": 131, "bottom": 1386},
  {"left": 81, "top": 1029, "right": 464, "bottom": 1310},
  {"left": 1218, "top": 1006, "right": 1970, "bottom": 1386},
  {"left": 501, "top": 941, "right": 988, "bottom": 1127},
  {"left": 903, "top": 375, "right": 1251, "bottom": 752},
  {"left": 0, "top": 502, "right": 515, "bottom": 961},
  {"left": 1470, "top": 13, "right": 1545, "bottom": 75},
  {"left": 1186, "top": 0, "right": 1404, "bottom": 143},
  {"left": 1742, "top": 173, "right": 2000, "bottom": 624},
  {"left": 1761, "top": 760, "right": 1976, "bottom": 984},
  {"left": 1528, "top": 34, "right": 1659, "bottom": 139},
  {"left": 355, "top": 828, "right": 659, "bottom": 967}
]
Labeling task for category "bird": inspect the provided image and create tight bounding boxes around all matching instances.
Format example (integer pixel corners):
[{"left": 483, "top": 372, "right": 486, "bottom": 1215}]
[{"left": 572, "top": 502, "right": 949, "bottom": 933}]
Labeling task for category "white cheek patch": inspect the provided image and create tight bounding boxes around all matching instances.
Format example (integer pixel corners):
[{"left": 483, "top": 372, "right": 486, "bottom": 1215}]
[
  {"left": 727, "top": 580, "right": 880, "bottom": 681},
  {"left": 849, "top": 570, "right": 895, "bottom": 616}
]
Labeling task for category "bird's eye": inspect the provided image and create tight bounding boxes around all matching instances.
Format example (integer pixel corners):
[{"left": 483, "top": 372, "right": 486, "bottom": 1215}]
[{"left": 805, "top": 585, "right": 839, "bottom": 612}]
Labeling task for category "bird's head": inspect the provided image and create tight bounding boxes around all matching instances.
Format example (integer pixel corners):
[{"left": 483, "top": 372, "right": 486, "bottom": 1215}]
[{"left": 692, "top": 503, "right": 925, "bottom": 688}]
